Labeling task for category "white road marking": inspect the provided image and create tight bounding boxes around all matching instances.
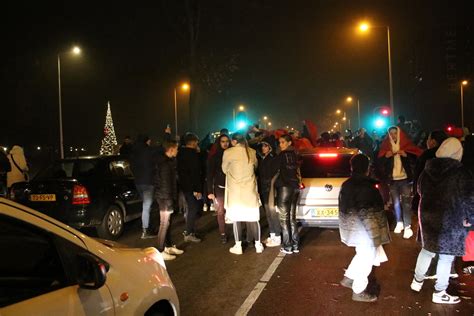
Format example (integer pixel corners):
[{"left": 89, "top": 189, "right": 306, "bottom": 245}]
[{"left": 235, "top": 252, "right": 286, "bottom": 316}]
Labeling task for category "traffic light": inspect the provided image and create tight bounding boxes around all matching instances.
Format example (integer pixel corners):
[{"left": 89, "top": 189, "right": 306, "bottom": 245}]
[
  {"left": 371, "top": 106, "right": 391, "bottom": 130},
  {"left": 378, "top": 106, "right": 391, "bottom": 117}
]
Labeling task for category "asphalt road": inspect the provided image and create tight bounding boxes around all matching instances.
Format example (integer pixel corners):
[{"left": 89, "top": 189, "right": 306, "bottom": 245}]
[{"left": 117, "top": 210, "right": 474, "bottom": 316}]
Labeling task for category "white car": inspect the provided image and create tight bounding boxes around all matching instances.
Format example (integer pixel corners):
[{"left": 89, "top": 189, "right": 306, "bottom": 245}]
[
  {"left": 297, "top": 147, "right": 358, "bottom": 228},
  {"left": 0, "top": 198, "right": 179, "bottom": 315}
]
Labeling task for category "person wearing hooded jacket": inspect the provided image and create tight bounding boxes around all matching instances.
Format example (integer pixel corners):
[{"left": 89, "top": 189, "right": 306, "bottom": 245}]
[
  {"left": 7, "top": 145, "right": 29, "bottom": 188},
  {"left": 410, "top": 138, "right": 474, "bottom": 304},
  {"left": 257, "top": 140, "right": 280, "bottom": 247},
  {"left": 338, "top": 154, "right": 390, "bottom": 303}
]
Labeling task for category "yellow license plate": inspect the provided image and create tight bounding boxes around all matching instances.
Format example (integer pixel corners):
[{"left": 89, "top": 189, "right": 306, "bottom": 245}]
[
  {"left": 29, "top": 194, "right": 56, "bottom": 202},
  {"left": 312, "top": 208, "right": 338, "bottom": 217}
]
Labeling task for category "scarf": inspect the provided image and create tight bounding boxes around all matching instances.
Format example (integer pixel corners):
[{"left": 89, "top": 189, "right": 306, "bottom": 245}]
[{"left": 389, "top": 128, "right": 407, "bottom": 180}]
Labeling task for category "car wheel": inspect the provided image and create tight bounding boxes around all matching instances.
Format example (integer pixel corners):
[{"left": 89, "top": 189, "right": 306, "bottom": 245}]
[{"left": 97, "top": 205, "right": 124, "bottom": 240}]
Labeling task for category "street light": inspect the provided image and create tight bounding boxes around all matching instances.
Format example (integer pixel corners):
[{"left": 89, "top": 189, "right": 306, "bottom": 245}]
[
  {"left": 58, "top": 45, "right": 82, "bottom": 159},
  {"left": 346, "top": 96, "right": 361, "bottom": 129},
  {"left": 461, "top": 80, "right": 468, "bottom": 128},
  {"left": 233, "top": 105, "right": 246, "bottom": 130},
  {"left": 336, "top": 109, "right": 341, "bottom": 115},
  {"left": 357, "top": 21, "right": 395, "bottom": 124},
  {"left": 174, "top": 82, "right": 190, "bottom": 138}
]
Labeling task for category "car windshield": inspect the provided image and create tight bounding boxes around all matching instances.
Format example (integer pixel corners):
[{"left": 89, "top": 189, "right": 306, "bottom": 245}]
[
  {"left": 300, "top": 154, "right": 352, "bottom": 178},
  {"left": 35, "top": 160, "right": 100, "bottom": 179}
]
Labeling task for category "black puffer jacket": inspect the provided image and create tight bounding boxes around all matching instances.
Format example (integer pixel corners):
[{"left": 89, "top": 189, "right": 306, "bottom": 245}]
[
  {"left": 154, "top": 154, "right": 177, "bottom": 208},
  {"left": 418, "top": 158, "right": 474, "bottom": 256},
  {"left": 275, "top": 148, "right": 300, "bottom": 189},
  {"left": 207, "top": 149, "right": 226, "bottom": 193},
  {"left": 339, "top": 174, "right": 390, "bottom": 247},
  {"left": 258, "top": 152, "right": 276, "bottom": 195},
  {"left": 177, "top": 147, "right": 203, "bottom": 193}
]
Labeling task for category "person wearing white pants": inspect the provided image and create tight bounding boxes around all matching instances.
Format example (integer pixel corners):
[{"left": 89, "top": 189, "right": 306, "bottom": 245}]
[{"left": 338, "top": 154, "right": 390, "bottom": 302}]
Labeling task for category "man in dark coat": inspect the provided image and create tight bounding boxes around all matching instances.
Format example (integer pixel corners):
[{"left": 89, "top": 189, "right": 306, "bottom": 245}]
[
  {"left": 338, "top": 154, "right": 390, "bottom": 303},
  {"left": 410, "top": 138, "right": 474, "bottom": 304},
  {"left": 177, "top": 133, "right": 203, "bottom": 243},
  {"left": 351, "top": 128, "right": 374, "bottom": 160},
  {"left": 119, "top": 136, "right": 133, "bottom": 156},
  {"left": 130, "top": 135, "right": 156, "bottom": 239},
  {"left": 153, "top": 140, "right": 183, "bottom": 261}
]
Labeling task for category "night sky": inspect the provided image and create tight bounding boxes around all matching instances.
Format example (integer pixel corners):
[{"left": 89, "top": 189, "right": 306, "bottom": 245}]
[{"left": 1, "top": 0, "right": 472, "bottom": 154}]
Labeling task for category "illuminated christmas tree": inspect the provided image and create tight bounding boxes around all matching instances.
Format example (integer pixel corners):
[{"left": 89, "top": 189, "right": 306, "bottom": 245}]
[{"left": 99, "top": 102, "right": 118, "bottom": 155}]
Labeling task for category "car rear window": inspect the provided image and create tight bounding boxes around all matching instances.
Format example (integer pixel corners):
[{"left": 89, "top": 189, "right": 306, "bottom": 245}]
[
  {"left": 300, "top": 154, "right": 352, "bottom": 178},
  {"left": 35, "top": 160, "right": 100, "bottom": 179}
]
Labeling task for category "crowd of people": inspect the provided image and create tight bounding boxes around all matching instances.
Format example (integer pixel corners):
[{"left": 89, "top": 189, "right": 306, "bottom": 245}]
[
  {"left": 124, "top": 127, "right": 303, "bottom": 260},
  {"left": 1, "top": 116, "right": 473, "bottom": 306}
]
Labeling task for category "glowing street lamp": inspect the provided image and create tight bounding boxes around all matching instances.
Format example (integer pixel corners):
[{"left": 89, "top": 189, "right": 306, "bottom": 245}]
[
  {"left": 358, "top": 22, "right": 369, "bottom": 33},
  {"left": 58, "top": 45, "right": 82, "bottom": 158},
  {"left": 357, "top": 21, "right": 394, "bottom": 124},
  {"left": 336, "top": 109, "right": 342, "bottom": 115},
  {"left": 461, "top": 80, "right": 468, "bottom": 127},
  {"left": 174, "top": 82, "right": 191, "bottom": 137}
]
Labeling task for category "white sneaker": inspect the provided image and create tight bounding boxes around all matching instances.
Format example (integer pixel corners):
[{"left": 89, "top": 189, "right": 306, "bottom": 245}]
[
  {"left": 394, "top": 222, "right": 404, "bottom": 234},
  {"left": 165, "top": 246, "right": 184, "bottom": 255},
  {"left": 229, "top": 242, "right": 243, "bottom": 255},
  {"left": 161, "top": 252, "right": 176, "bottom": 261},
  {"left": 266, "top": 236, "right": 281, "bottom": 247},
  {"left": 403, "top": 226, "right": 414, "bottom": 239},
  {"left": 432, "top": 290, "right": 460, "bottom": 304},
  {"left": 410, "top": 278, "right": 423, "bottom": 292},
  {"left": 255, "top": 242, "right": 264, "bottom": 254}
]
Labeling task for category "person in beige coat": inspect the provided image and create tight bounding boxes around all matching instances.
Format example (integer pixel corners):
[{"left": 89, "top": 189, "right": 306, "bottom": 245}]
[
  {"left": 222, "top": 133, "right": 264, "bottom": 255},
  {"left": 7, "top": 145, "right": 29, "bottom": 188}
]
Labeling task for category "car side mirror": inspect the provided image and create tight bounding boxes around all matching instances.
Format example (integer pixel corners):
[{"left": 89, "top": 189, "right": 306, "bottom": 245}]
[{"left": 76, "top": 253, "right": 107, "bottom": 290}]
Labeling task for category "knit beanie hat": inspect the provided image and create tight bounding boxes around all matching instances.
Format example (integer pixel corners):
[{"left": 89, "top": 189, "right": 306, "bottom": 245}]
[{"left": 436, "top": 137, "right": 463, "bottom": 161}]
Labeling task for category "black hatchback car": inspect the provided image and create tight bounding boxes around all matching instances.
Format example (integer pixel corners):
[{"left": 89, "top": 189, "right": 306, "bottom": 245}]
[{"left": 10, "top": 156, "right": 142, "bottom": 240}]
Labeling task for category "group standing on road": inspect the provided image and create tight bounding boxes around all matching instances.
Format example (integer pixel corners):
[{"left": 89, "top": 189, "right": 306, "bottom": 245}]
[{"left": 123, "top": 121, "right": 474, "bottom": 307}]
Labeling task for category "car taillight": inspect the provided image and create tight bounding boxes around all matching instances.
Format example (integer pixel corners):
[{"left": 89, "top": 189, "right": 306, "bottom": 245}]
[
  {"left": 72, "top": 184, "right": 90, "bottom": 205},
  {"left": 319, "top": 153, "right": 338, "bottom": 158},
  {"left": 299, "top": 183, "right": 306, "bottom": 190},
  {"left": 375, "top": 184, "right": 380, "bottom": 189}
]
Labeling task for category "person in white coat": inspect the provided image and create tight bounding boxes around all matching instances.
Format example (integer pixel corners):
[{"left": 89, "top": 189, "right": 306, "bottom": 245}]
[
  {"left": 7, "top": 145, "right": 28, "bottom": 188},
  {"left": 222, "top": 133, "right": 264, "bottom": 255}
]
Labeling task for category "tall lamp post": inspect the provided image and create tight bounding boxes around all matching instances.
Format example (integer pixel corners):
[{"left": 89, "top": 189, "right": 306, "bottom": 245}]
[
  {"left": 58, "top": 46, "right": 81, "bottom": 159},
  {"left": 346, "top": 96, "right": 361, "bottom": 129},
  {"left": 233, "top": 105, "right": 245, "bottom": 130},
  {"left": 461, "top": 80, "right": 468, "bottom": 128},
  {"left": 358, "top": 22, "right": 395, "bottom": 124},
  {"left": 174, "top": 83, "right": 190, "bottom": 138}
]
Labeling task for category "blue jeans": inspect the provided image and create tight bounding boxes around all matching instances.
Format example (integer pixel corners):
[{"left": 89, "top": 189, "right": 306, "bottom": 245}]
[
  {"left": 389, "top": 179, "right": 412, "bottom": 227},
  {"left": 136, "top": 184, "right": 154, "bottom": 229},
  {"left": 414, "top": 248, "right": 455, "bottom": 292}
]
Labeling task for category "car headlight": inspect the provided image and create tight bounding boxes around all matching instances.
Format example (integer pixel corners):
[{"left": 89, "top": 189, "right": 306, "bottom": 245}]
[{"left": 144, "top": 247, "right": 166, "bottom": 270}]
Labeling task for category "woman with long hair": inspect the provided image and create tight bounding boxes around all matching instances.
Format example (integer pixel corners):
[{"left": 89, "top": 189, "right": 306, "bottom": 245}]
[
  {"left": 275, "top": 134, "right": 301, "bottom": 254},
  {"left": 207, "top": 134, "right": 231, "bottom": 243},
  {"left": 222, "top": 133, "right": 263, "bottom": 254}
]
